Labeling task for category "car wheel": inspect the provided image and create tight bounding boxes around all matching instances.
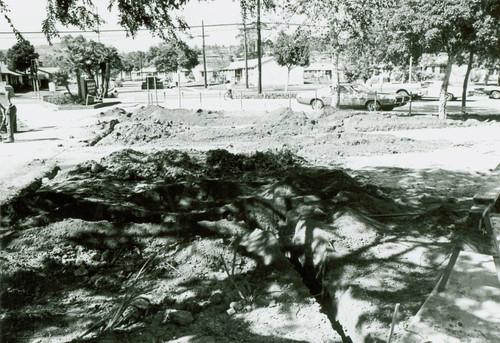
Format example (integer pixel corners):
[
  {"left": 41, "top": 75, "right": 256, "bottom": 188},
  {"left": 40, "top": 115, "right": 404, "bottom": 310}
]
[
  {"left": 366, "top": 101, "right": 381, "bottom": 111},
  {"left": 491, "top": 90, "right": 500, "bottom": 99},
  {"left": 397, "top": 90, "right": 409, "bottom": 97},
  {"left": 311, "top": 99, "right": 324, "bottom": 110},
  {"left": 446, "top": 93, "right": 455, "bottom": 101}
]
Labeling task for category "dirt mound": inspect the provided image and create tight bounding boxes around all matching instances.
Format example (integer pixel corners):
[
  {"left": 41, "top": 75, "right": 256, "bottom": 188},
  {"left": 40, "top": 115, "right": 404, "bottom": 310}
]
[
  {"left": 132, "top": 105, "right": 193, "bottom": 123},
  {"left": 3, "top": 148, "right": 404, "bottom": 342}
]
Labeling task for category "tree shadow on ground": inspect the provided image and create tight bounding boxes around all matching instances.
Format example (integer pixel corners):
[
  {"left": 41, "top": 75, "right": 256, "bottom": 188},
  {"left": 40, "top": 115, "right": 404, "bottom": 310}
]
[{"left": 1, "top": 149, "right": 495, "bottom": 343}]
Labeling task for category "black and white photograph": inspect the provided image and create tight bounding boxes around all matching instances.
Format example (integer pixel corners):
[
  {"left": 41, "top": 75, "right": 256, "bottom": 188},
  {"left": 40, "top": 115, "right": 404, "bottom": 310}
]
[{"left": 1, "top": 0, "right": 499, "bottom": 342}]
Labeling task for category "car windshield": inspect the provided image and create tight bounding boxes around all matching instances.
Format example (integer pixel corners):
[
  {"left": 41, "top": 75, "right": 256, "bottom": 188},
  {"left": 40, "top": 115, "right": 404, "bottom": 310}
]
[{"left": 351, "top": 84, "right": 373, "bottom": 92}]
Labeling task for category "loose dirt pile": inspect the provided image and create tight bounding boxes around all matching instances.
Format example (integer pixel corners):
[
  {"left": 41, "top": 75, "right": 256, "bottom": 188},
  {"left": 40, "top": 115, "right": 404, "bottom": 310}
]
[{"left": 89, "top": 106, "right": 495, "bottom": 163}]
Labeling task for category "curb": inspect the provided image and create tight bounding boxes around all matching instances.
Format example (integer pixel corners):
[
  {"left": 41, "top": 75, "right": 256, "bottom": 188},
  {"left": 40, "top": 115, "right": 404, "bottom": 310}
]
[{"left": 41, "top": 100, "right": 121, "bottom": 111}]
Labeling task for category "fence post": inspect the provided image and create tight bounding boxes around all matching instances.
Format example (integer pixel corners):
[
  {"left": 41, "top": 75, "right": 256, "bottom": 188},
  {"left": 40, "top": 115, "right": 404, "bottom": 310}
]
[
  {"left": 374, "top": 91, "right": 378, "bottom": 113},
  {"left": 154, "top": 77, "right": 158, "bottom": 105},
  {"left": 219, "top": 92, "right": 222, "bottom": 110},
  {"left": 164, "top": 91, "right": 166, "bottom": 105},
  {"left": 264, "top": 92, "right": 267, "bottom": 111},
  {"left": 240, "top": 92, "right": 243, "bottom": 111},
  {"left": 289, "top": 92, "right": 292, "bottom": 108},
  {"left": 409, "top": 92, "right": 413, "bottom": 116}
]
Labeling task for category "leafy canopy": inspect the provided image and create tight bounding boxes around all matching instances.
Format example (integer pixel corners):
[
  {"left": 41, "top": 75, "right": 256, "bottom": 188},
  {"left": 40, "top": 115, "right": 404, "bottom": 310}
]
[
  {"left": 148, "top": 41, "right": 199, "bottom": 72},
  {"left": 0, "top": 0, "right": 191, "bottom": 43},
  {"left": 272, "top": 30, "right": 310, "bottom": 70},
  {"left": 6, "top": 39, "right": 39, "bottom": 72}
]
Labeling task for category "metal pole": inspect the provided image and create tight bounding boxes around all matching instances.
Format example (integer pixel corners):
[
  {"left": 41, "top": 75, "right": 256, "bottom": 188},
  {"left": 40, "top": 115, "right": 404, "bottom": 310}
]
[
  {"left": 240, "top": 92, "right": 243, "bottom": 110},
  {"left": 147, "top": 76, "right": 150, "bottom": 105},
  {"left": 409, "top": 56, "right": 413, "bottom": 83},
  {"left": 257, "top": 0, "right": 262, "bottom": 94},
  {"left": 178, "top": 70, "right": 181, "bottom": 108},
  {"left": 202, "top": 20, "right": 208, "bottom": 89},
  {"left": 289, "top": 92, "right": 292, "bottom": 108},
  {"left": 243, "top": 18, "right": 249, "bottom": 89},
  {"left": 374, "top": 91, "right": 378, "bottom": 113}
]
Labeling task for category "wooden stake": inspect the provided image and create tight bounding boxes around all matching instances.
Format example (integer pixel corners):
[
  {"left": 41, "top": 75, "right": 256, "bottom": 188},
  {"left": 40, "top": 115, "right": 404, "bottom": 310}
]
[{"left": 386, "top": 303, "right": 400, "bottom": 343}]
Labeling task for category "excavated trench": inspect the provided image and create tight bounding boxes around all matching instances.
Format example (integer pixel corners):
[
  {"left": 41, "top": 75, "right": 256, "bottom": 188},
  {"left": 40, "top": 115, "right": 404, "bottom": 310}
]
[{"left": 1, "top": 149, "right": 413, "bottom": 342}]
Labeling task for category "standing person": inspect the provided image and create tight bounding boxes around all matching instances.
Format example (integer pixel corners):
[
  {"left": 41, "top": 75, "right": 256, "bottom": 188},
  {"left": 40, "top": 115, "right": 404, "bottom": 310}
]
[{"left": 0, "top": 83, "right": 15, "bottom": 143}]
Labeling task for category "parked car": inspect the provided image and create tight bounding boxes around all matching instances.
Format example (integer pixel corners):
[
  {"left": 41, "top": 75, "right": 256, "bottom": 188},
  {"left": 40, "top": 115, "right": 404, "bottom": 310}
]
[
  {"left": 366, "top": 75, "right": 423, "bottom": 98},
  {"left": 420, "top": 81, "right": 474, "bottom": 101},
  {"left": 141, "top": 76, "right": 164, "bottom": 90},
  {"left": 296, "top": 84, "right": 409, "bottom": 111},
  {"left": 482, "top": 85, "right": 500, "bottom": 99}
]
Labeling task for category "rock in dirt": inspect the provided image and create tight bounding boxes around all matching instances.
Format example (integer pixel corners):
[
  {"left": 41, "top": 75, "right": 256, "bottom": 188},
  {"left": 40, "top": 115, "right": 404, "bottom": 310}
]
[
  {"left": 198, "top": 219, "right": 249, "bottom": 237},
  {"left": 90, "top": 162, "right": 105, "bottom": 173},
  {"left": 229, "top": 301, "right": 243, "bottom": 312},
  {"left": 209, "top": 290, "right": 224, "bottom": 305},
  {"left": 163, "top": 309, "right": 194, "bottom": 325}
]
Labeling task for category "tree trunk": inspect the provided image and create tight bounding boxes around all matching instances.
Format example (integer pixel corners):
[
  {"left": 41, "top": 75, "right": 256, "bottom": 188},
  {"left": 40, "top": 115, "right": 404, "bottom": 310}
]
[
  {"left": 104, "top": 62, "right": 111, "bottom": 97},
  {"left": 285, "top": 68, "right": 290, "bottom": 92},
  {"left": 461, "top": 50, "right": 474, "bottom": 114},
  {"left": 331, "top": 51, "right": 341, "bottom": 108},
  {"left": 484, "top": 68, "right": 490, "bottom": 86},
  {"left": 438, "top": 53, "right": 455, "bottom": 120},
  {"left": 335, "top": 50, "right": 340, "bottom": 108},
  {"left": 65, "top": 85, "right": 74, "bottom": 98},
  {"left": 76, "top": 70, "right": 83, "bottom": 100}
]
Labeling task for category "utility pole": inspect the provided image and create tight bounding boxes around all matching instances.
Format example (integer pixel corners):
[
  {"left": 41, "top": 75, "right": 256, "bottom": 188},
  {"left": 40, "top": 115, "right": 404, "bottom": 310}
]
[
  {"left": 257, "top": 0, "right": 262, "bottom": 94},
  {"left": 409, "top": 56, "right": 413, "bottom": 83},
  {"left": 201, "top": 21, "right": 208, "bottom": 88},
  {"left": 243, "top": 19, "right": 249, "bottom": 89},
  {"left": 96, "top": 6, "right": 101, "bottom": 43}
]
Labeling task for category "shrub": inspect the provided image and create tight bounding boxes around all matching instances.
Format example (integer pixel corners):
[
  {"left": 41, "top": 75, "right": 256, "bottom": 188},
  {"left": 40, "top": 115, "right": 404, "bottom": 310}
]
[
  {"left": 239, "top": 92, "right": 298, "bottom": 99},
  {"left": 44, "top": 94, "right": 84, "bottom": 106}
]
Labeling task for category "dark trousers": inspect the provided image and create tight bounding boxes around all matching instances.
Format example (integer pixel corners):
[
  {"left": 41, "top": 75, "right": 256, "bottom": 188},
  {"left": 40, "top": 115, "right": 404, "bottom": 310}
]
[{"left": 5, "top": 105, "right": 16, "bottom": 142}]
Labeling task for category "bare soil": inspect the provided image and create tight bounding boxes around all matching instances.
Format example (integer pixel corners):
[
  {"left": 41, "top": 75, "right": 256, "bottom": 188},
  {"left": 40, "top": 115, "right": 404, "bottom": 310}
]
[{"left": 1, "top": 105, "right": 499, "bottom": 343}]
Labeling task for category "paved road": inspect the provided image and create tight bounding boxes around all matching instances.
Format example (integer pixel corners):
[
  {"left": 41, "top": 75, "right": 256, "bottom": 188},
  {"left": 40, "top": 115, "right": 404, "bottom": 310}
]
[{"left": 13, "top": 88, "right": 500, "bottom": 115}]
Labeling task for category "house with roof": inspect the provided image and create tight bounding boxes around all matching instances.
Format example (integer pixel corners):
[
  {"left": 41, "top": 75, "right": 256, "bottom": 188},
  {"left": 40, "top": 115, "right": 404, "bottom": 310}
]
[
  {"left": 303, "top": 63, "right": 335, "bottom": 84},
  {"left": 0, "top": 62, "right": 23, "bottom": 89},
  {"left": 192, "top": 65, "right": 219, "bottom": 84},
  {"left": 220, "top": 57, "right": 304, "bottom": 87}
]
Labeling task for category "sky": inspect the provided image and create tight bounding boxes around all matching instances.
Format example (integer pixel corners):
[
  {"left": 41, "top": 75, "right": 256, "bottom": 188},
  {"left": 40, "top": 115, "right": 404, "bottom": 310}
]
[{"left": 0, "top": 0, "right": 249, "bottom": 52}]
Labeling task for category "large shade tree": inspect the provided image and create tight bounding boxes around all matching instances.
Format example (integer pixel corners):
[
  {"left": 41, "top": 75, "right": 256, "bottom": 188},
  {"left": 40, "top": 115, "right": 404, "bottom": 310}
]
[
  {"left": 58, "top": 35, "right": 122, "bottom": 98},
  {"left": 6, "top": 39, "right": 39, "bottom": 72},
  {"left": 389, "top": 0, "right": 499, "bottom": 119},
  {"left": 148, "top": 41, "right": 199, "bottom": 73},
  {"left": 282, "top": 0, "right": 381, "bottom": 107}
]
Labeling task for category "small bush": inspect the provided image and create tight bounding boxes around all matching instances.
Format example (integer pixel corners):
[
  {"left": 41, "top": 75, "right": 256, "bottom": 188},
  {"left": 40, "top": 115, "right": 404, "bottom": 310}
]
[
  {"left": 239, "top": 92, "right": 298, "bottom": 99},
  {"left": 44, "top": 94, "right": 84, "bottom": 106}
]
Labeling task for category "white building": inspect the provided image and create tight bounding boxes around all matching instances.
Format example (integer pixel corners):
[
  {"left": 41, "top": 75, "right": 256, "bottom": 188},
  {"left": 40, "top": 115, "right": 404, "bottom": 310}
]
[{"left": 221, "top": 57, "right": 304, "bottom": 87}]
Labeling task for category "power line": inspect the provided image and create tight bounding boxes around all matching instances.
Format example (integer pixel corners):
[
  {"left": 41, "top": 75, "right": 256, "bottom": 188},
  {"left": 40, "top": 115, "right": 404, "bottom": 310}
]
[{"left": 0, "top": 21, "right": 327, "bottom": 35}]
